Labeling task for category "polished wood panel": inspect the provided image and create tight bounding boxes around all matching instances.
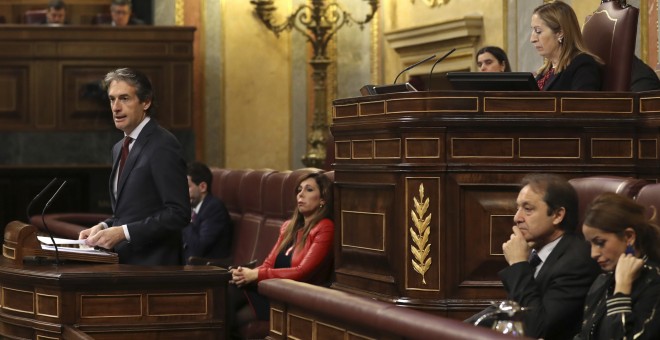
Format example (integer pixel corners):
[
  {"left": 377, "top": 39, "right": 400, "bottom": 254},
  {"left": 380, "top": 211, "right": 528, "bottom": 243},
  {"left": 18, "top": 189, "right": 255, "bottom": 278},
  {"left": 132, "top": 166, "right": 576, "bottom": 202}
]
[
  {"left": 0, "top": 0, "right": 109, "bottom": 25},
  {"left": 330, "top": 90, "right": 660, "bottom": 318},
  {"left": 0, "top": 25, "right": 194, "bottom": 131},
  {"left": 0, "top": 223, "right": 229, "bottom": 339}
]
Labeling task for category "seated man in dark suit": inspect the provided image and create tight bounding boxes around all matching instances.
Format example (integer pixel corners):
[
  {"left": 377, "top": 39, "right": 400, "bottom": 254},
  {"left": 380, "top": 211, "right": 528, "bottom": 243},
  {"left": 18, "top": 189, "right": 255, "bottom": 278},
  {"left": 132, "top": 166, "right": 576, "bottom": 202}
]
[
  {"left": 182, "top": 162, "right": 233, "bottom": 264},
  {"left": 631, "top": 55, "right": 660, "bottom": 92},
  {"left": 110, "top": 0, "right": 144, "bottom": 26},
  {"left": 468, "top": 174, "right": 600, "bottom": 340}
]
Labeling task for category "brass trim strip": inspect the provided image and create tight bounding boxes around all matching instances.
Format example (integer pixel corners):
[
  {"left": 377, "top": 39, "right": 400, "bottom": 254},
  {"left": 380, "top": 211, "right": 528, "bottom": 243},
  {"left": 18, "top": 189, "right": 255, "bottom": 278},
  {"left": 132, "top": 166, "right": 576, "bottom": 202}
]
[{"left": 270, "top": 307, "right": 284, "bottom": 336}]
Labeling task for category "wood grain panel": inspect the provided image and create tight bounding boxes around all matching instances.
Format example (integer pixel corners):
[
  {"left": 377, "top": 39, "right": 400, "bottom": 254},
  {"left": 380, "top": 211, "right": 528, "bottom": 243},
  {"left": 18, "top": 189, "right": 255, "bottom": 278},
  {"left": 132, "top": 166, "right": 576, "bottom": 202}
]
[
  {"left": 405, "top": 138, "right": 440, "bottom": 159},
  {"left": 484, "top": 97, "right": 555, "bottom": 112},
  {"left": 639, "top": 139, "right": 658, "bottom": 159},
  {"left": 334, "top": 103, "right": 358, "bottom": 119},
  {"left": 591, "top": 138, "right": 633, "bottom": 158},
  {"left": 451, "top": 138, "right": 513, "bottom": 158},
  {"left": 147, "top": 293, "right": 207, "bottom": 316},
  {"left": 0, "top": 66, "right": 28, "bottom": 126},
  {"left": 519, "top": 138, "right": 580, "bottom": 158},
  {"left": 2, "top": 287, "right": 34, "bottom": 314},
  {"left": 80, "top": 295, "right": 142, "bottom": 318},
  {"left": 288, "top": 313, "right": 313, "bottom": 339},
  {"left": 374, "top": 138, "right": 400, "bottom": 159},
  {"left": 561, "top": 97, "right": 633, "bottom": 113},
  {"left": 36, "top": 293, "right": 58, "bottom": 318},
  {"left": 352, "top": 140, "right": 373, "bottom": 159}
]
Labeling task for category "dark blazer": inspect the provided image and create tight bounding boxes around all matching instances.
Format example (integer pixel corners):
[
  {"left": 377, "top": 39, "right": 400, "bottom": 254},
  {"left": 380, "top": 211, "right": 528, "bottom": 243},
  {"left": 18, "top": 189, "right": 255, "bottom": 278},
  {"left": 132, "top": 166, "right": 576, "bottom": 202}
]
[
  {"left": 575, "top": 261, "right": 660, "bottom": 340},
  {"left": 105, "top": 119, "right": 190, "bottom": 265},
  {"left": 498, "top": 233, "right": 601, "bottom": 340},
  {"left": 182, "top": 194, "right": 233, "bottom": 262},
  {"left": 631, "top": 56, "right": 660, "bottom": 92},
  {"left": 539, "top": 53, "right": 602, "bottom": 91}
]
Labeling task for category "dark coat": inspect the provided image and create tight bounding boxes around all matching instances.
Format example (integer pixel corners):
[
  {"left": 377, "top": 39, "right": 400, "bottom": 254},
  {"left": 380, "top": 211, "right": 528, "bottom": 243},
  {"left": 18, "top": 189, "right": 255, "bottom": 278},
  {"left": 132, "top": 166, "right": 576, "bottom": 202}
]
[
  {"left": 575, "top": 261, "right": 660, "bottom": 340},
  {"left": 106, "top": 119, "right": 190, "bottom": 265},
  {"left": 498, "top": 233, "right": 601, "bottom": 340},
  {"left": 539, "top": 53, "right": 602, "bottom": 91},
  {"left": 182, "top": 194, "right": 233, "bottom": 262}
]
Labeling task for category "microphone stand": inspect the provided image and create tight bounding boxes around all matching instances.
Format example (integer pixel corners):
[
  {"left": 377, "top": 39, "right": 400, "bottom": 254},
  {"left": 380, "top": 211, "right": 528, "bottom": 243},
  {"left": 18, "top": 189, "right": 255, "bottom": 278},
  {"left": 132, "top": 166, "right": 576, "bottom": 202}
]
[{"left": 41, "top": 181, "right": 67, "bottom": 265}]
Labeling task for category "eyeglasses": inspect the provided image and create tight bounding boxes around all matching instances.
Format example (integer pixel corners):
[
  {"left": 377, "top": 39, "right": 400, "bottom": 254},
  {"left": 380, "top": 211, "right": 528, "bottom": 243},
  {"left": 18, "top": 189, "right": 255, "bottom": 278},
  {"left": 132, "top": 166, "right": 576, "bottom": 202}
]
[{"left": 112, "top": 10, "right": 129, "bottom": 15}]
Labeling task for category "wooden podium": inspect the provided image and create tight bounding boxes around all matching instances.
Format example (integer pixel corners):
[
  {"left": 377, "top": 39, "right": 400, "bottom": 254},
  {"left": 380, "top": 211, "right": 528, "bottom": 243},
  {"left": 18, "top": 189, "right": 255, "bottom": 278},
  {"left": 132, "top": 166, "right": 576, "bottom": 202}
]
[
  {"left": 0, "top": 221, "right": 230, "bottom": 339},
  {"left": 330, "top": 89, "right": 660, "bottom": 319}
]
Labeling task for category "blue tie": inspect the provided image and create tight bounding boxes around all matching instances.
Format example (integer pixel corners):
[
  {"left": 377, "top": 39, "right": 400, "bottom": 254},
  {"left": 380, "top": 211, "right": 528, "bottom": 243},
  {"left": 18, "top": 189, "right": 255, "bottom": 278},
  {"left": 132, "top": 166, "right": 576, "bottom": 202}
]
[{"left": 529, "top": 251, "right": 542, "bottom": 269}]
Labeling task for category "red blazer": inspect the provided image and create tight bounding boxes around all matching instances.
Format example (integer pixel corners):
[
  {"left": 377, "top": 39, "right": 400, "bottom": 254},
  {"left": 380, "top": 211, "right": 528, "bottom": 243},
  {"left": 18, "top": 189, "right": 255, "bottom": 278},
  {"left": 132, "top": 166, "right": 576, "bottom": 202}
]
[{"left": 257, "top": 218, "right": 334, "bottom": 285}]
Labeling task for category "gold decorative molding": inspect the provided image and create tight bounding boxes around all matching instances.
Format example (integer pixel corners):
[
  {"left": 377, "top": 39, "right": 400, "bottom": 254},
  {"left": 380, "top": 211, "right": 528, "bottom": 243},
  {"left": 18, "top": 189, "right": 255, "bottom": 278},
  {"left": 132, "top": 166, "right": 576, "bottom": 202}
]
[
  {"left": 411, "top": 0, "right": 451, "bottom": 7},
  {"left": 175, "top": 0, "right": 184, "bottom": 26},
  {"left": 410, "top": 183, "right": 432, "bottom": 284}
]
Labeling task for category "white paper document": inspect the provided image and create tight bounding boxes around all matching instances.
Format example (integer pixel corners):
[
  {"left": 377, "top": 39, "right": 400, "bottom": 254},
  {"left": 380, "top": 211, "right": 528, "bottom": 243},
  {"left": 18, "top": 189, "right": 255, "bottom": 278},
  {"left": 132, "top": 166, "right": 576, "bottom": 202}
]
[
  {"left": 37, "top": 236, "right": 87, "bottom": 245},
  {"left": 37, "top": 236, "right": 114, "bottom": 256}
]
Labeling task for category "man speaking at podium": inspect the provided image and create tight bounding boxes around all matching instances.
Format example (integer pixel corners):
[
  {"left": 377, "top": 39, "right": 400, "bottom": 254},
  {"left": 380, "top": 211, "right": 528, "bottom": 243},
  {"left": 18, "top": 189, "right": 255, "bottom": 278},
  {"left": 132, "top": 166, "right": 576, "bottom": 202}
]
[{"left": 79, "top": 68, "right": 190, "bottom": 265}]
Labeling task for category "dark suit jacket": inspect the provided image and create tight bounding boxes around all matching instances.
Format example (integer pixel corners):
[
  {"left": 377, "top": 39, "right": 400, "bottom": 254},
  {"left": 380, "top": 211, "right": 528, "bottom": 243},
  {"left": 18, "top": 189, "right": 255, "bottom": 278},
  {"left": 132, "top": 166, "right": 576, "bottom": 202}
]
[
  {"left": 106, "top": 119, "right": 190, "bottom": 265},
  {"left": 539, "top": 53, "right": 602, "bottom": 91},
  {"left": 182, "top": 194, "right": 233, "bottom": 262},
  {"left": 498, "top": 233, "right": 601, "bottom": 340},
  {"left": 631, "top": 56, "right": 660, "bottom": 92}
]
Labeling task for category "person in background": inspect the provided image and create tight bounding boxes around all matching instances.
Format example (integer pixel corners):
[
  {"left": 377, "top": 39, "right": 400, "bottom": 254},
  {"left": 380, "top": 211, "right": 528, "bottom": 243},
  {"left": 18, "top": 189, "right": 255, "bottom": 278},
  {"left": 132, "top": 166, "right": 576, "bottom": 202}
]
[
  {"left": 575, "top": 193, "right": 660, "bottom": 339},
  {"left": 182, "top": 161, "right": 233, "bottom": 263},
  {"left": 45, "top": 0, "right": 66, "bottom": 25},
  {"left": 531, "top": 1, "right": 602, "bottom": 91},
  {"left": 476, "top": 46, "right": 511, "bottom": 72},
  {"left": 485, "top": 174, "right": 600, "bottom": 340},
  {"left": 79, "top": 68, "right": 189, "bottom": 265},
  {"left": 110, "top": 0, "right": 144, "bottom": 26},
  {"left": 228, "top": 172, "right": 334, "bottom": 339},
  {"left": 630, "top": 55, "right": 660, "bottom": 92}
]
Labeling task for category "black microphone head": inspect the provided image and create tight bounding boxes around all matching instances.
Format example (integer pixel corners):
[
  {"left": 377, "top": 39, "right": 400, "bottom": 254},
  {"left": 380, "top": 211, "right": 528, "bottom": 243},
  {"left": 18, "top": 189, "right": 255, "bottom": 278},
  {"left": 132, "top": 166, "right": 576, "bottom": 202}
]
[{"left": 26, "top": 177, "right": 59, "bottom": 224}]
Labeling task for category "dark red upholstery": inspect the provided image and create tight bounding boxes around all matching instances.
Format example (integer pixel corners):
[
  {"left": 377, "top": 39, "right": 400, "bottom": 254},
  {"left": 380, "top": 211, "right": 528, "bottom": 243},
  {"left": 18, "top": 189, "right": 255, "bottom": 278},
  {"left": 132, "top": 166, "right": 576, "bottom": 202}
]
[
  {"left": 582, "top": 1, "right": 639, "bottom": 91},
  {"left": 633, "top": 182, "right": 660, "bottom": 221},
  {"left": 259, "top": 279, "right": 519, "bottom": 340},
  {"left": 569, "top": 176, "right": 648, "bottom": 226},
  {"left": 24, "top": 9, "right": 47, "bottom": 24}
]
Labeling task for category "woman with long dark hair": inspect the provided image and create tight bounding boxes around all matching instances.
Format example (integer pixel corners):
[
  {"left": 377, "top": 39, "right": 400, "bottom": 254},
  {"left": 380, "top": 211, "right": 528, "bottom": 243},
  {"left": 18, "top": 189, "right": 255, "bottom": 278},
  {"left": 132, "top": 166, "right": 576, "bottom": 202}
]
[
  {"left": 576, "top": 193, "right": 660, "bottom": 339},
  {"left": 228, "top": 172, "right": 334, "bottom": 338}
]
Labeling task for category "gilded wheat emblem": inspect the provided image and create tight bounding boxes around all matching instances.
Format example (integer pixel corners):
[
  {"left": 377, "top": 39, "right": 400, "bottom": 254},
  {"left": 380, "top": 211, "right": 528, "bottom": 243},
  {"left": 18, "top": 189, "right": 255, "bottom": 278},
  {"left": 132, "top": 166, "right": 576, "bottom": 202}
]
[{"left": 410, "top": 183, "right": 432, "bottom": 284}]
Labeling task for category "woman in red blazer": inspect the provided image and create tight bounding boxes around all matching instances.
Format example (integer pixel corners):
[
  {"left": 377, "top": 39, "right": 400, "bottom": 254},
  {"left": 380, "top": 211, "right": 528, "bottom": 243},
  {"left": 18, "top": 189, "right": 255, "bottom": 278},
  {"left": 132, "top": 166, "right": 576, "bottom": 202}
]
[{"left": 228, "top": 172, "right": 334, "bottom": 337}]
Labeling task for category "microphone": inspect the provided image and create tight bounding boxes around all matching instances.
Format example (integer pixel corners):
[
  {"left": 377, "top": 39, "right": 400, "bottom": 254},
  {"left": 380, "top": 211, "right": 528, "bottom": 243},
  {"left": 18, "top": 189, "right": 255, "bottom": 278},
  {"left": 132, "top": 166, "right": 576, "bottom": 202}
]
[
  {"left": 359, "top": 54, "right": 436, "bottom": 96},
  {"left": 41, "top": 180, "right": 67, "bottom": 264},
  {"left": 427, "top": 48, "right": 456, "bottom": 91},
  {"left": 393, "top": 54, "right": 437, "bottom": 84},
  {"left": 26, "top": 178, "right": 59, "bottom": 223}
]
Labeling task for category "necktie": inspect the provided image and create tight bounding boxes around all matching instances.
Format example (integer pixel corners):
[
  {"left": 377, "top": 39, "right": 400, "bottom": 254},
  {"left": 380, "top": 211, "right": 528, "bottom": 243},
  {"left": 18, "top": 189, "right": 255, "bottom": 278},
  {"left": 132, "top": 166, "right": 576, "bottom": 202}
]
[
  {"left": 191, "top": 210, "right": 197, "bottom": 223},
  {"left": 118, "top": 136, "right": 132, "bottom": 177},
  {"left": 529, "top": 251, "right": 542, "bottom": 269}
]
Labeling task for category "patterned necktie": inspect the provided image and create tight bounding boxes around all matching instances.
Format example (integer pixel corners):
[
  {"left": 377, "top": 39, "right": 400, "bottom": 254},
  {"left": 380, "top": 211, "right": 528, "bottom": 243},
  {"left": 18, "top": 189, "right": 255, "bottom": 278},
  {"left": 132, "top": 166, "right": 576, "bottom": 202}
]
[
  {"left": 118, "top": 136, "right": 132, "bottom": 177},
  {"left": 529, "top": 251, "right": 542, "bottom": 269}
]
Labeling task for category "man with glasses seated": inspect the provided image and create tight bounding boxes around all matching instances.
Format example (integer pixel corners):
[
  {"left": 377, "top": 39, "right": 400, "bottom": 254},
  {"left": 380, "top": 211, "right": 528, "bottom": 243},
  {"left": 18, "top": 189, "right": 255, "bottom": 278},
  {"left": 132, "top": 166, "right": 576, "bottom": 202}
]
[{"left": 110, "top": 0, "right": 144, "bottom": 26}]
